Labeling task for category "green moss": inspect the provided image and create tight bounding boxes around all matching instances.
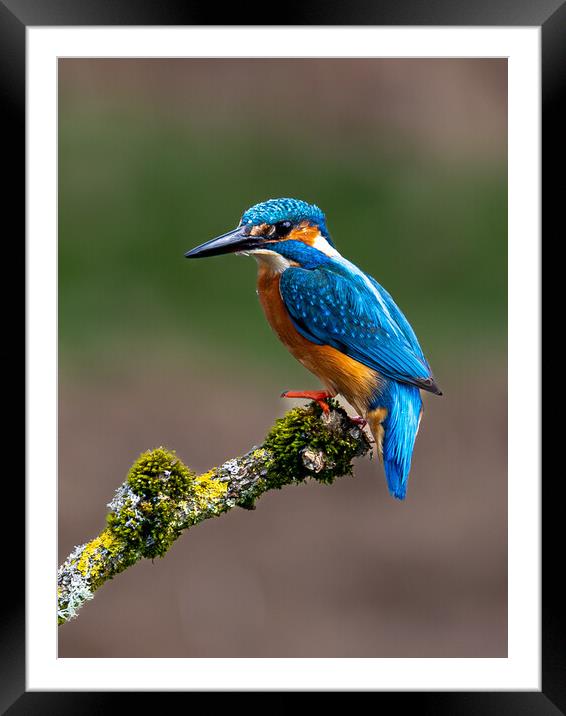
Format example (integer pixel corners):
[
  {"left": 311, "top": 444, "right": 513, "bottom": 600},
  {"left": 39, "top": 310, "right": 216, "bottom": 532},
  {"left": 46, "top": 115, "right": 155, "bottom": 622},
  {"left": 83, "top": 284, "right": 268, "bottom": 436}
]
[
  {"left": 262, "top": 400, "right": 367, "bottom": 489},
  {"left": 105, "top": 447, "right": 198, "bottom": 558},
  {"left": 126, "top": 446, "right": 195, "bottom": 500}
]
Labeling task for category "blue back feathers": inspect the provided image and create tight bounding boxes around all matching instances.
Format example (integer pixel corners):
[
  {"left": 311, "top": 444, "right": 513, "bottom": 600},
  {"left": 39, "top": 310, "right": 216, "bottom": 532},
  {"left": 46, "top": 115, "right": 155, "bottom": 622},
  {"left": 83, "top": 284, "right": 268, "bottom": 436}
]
[
  {"left": 242, "top": 198, "right": 334, "bottom": 246},
  {"left": 279, "top": 262, "right": 434, "bottom": 391}
]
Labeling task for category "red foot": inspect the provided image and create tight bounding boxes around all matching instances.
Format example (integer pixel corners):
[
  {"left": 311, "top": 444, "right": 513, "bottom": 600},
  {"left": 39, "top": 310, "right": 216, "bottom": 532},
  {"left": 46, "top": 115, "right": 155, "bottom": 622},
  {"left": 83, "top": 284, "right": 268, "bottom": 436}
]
[
  {"left": 281, "top": 390, "right": 333, "bottom": 414},
  {"left": 351, "top": 416, "right": 367, "bottom": 428}
]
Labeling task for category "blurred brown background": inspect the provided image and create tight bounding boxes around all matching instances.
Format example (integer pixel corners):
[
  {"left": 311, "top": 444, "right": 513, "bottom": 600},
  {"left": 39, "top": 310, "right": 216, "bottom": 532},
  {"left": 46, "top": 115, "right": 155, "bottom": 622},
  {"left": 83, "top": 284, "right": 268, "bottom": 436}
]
[{"left": 58, "top": 59, "right": 507, "bottom": 657}]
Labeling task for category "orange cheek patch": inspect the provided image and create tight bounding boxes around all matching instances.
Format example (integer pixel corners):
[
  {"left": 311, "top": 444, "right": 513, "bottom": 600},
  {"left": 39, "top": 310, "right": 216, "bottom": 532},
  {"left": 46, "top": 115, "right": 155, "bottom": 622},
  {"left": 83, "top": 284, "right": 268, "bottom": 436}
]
[{"left": 288, "top": 222, "right": 320, "bottom": 246}]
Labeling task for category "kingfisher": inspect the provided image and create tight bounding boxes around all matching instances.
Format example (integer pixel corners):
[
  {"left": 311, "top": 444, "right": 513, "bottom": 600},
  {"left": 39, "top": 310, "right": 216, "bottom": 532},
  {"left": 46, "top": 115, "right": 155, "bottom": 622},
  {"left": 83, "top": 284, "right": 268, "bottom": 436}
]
[{"left": 185, "top": 198, "right": 441, "bottom": 500}]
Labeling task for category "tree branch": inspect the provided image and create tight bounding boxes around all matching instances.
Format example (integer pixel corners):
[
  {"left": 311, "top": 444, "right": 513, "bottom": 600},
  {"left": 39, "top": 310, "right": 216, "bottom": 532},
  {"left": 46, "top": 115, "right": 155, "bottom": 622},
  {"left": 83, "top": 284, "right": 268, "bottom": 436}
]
[{"left": 57, "top": 401, "right": 372, "bottom": 625}]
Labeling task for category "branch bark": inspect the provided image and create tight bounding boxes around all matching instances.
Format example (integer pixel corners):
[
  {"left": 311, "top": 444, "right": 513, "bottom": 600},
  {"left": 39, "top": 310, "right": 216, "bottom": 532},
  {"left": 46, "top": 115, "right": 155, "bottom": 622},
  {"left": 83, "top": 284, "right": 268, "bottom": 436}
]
[{"left": 57, "top": 401, "right": 372, "bottom": 625}]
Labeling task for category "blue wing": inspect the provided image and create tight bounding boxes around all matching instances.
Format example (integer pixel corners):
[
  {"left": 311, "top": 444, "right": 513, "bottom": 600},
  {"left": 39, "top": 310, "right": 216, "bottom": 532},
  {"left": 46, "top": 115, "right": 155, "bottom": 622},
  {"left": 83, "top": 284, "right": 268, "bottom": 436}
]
[{"left": 279, "top": 262, "right": 440, "bottom": 393}]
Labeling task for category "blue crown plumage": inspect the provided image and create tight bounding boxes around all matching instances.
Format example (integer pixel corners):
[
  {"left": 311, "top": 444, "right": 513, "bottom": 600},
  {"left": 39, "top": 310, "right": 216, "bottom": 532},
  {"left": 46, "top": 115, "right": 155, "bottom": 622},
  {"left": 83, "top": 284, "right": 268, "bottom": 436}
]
[{"left": 241, "top": 198, "right": 333, "bottom": 246}]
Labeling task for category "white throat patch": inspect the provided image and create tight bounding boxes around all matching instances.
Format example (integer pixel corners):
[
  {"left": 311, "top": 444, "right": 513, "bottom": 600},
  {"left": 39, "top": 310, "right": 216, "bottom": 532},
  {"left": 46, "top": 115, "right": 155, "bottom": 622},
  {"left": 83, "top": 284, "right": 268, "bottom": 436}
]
[{"left": 246, "top": 248, "right": 291, "bottom": 273}]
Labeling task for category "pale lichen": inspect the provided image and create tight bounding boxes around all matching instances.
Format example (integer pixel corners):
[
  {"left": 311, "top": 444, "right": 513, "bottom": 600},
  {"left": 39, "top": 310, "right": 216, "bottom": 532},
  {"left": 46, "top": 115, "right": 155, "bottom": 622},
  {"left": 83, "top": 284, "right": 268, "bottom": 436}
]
[{"left": 57, "top": 544, "right": 95, "bottom": 625}]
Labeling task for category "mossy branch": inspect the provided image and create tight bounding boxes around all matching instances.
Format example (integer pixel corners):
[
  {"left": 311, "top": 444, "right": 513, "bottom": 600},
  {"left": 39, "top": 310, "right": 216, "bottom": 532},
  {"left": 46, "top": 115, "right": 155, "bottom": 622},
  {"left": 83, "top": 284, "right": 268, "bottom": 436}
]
[{"left": 57, "top": 401, "right": 372, "bottom": 625}]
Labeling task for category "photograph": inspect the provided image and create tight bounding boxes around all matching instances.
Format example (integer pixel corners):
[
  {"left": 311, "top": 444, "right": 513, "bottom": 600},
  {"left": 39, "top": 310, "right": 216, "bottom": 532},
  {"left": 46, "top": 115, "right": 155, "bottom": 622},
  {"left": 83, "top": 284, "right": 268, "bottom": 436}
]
[{"left": 57, "top": 57, "right": 508, "bottom": 659}]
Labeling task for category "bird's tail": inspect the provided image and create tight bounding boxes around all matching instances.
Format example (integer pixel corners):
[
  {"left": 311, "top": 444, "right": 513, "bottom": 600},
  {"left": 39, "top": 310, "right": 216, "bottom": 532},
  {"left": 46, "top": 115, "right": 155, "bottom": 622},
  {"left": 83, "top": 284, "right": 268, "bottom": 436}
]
[{"left": 367, "top": 381, "right": 423, "bottom": 500}]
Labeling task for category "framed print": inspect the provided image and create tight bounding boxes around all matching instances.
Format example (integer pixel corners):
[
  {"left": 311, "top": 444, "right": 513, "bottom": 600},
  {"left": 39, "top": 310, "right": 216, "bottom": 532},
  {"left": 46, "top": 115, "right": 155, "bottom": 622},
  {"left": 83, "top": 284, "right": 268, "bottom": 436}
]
[{"left": 9, "top": 0, "right": 557, "bottom": 711}]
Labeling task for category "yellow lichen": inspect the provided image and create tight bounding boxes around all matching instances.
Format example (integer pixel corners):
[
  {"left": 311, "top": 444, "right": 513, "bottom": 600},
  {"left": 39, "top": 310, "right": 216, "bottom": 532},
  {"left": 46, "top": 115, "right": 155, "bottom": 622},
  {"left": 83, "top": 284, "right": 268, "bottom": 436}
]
[
  {"left": 192, "top": 469, "right": 228, "bottom": 510},
  {"left": 75, "top": 529, "right": 117, "bottom": 583}
]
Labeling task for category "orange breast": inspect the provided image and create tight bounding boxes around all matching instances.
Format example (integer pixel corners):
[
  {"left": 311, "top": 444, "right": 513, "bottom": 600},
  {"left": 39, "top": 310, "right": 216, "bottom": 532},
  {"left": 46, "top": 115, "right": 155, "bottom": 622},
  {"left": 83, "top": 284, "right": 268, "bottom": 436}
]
[{"left": 257, "top": 264, "right": 380, "bottom": 414}]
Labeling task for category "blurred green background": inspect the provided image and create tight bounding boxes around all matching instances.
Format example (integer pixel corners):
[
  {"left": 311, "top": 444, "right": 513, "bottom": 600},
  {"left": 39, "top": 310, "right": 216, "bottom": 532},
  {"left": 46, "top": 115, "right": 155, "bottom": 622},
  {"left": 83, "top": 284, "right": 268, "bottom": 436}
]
[{"left": 59, "top": 59, "right": 507, "bottom": 658}]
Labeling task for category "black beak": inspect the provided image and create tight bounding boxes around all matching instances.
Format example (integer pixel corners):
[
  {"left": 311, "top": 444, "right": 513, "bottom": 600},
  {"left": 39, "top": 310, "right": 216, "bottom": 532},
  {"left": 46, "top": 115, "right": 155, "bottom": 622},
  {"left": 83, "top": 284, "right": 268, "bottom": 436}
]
[{"left": 185, "top": 226, "right": 263, "bottom": 259}]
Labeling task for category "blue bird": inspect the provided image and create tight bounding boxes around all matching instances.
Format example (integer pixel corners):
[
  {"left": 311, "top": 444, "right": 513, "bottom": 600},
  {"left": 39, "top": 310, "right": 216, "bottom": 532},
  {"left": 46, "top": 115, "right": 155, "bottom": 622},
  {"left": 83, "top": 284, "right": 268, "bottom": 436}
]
[{"left": 185, "top": 198, "right": 441, "bottom": 500}]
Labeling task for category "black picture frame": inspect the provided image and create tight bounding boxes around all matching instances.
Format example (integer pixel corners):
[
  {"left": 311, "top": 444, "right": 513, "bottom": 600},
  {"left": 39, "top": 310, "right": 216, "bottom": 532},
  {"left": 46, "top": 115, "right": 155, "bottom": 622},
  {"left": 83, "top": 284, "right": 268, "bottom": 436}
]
[{"left": 8, "top": 0, "right": 556, "bottom": 711}]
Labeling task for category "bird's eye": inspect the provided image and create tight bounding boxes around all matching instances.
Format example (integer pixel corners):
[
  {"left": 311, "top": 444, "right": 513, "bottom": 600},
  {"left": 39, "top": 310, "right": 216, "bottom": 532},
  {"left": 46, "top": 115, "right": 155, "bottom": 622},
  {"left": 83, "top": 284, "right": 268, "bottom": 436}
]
[{"left": 271, "top": 220, "right": 293, "bottom": 238}]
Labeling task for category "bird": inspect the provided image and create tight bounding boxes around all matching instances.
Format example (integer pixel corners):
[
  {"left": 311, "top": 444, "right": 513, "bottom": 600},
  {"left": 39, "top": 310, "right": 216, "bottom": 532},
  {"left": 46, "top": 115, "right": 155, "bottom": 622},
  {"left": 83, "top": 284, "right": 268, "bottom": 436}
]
[{"left": 185, "top": 198, "right": 441, "bottom": 500}]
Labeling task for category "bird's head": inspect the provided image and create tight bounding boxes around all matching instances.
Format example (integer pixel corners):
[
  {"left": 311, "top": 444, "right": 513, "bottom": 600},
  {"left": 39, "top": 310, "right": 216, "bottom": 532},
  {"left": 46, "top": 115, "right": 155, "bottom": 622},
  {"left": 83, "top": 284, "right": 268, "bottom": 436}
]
[{"left": 185, "top": 198, "right": 338, "bottom": 267}]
